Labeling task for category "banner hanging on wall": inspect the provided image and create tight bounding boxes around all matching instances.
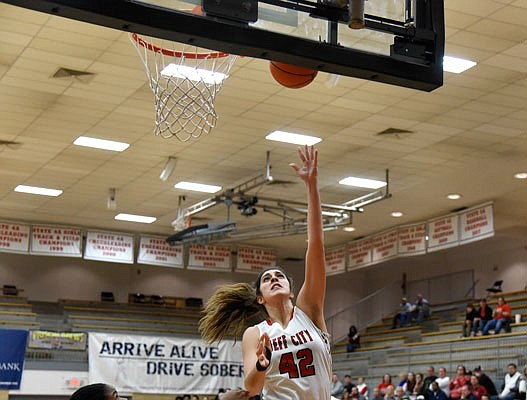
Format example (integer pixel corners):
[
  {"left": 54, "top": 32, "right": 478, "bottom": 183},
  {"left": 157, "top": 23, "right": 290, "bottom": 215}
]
[
  {"left": 371, "top": 229, "right": 398, "bottom": 264},
  {"left": 235, "top": 246, "right": 276, "bottom": 273},
  {"left": 397, "top": 223, "right": 426, "bottom": 256},
  {"left": 427, "top": 214, "right": 459, "bottom": 253},
  {"left": 459, "top": 203, "right": 494, "bottom": 244},
  {"left": 84, "top": 231, "right": 134, "bottom": 264},
  {"left": 28, "top": 330, "right": 87, "bottom": 350},
  {"left": 348, "top": 238, "right": 373, "bottom": 270},
  {"left": 0, "top": 222, "right": 30, "bottom": 254},
  {"left": 88, "top": 332, "right": 243, "bottom": 394},
  {"left": 187, "top": 244, "right": 231, "bottom": 271},
  {"left": 325, "top": 246, "right": 346, "bottom": 276},
  {"left": 30, "top": 226, "right": 82, "bottom": 257},
  {"left": 137, "top": 236, "right": 184, "bottom": 268},
  {"left": 0, "top": 329, "right": 28, "bottom": 389}
]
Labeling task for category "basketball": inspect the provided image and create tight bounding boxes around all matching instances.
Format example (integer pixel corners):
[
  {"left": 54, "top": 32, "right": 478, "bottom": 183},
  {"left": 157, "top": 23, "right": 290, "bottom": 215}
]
[{"left": 269, "top": 61, "right": 318, "bottom": 89}]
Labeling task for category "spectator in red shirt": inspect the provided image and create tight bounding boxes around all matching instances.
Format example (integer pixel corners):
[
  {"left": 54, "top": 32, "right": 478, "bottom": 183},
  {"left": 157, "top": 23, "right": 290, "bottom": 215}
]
[
  {"left": 378, "top": 375, "right": 395, "bottom": 396},
  {"left": 469, "top": 375, "right": 488, "bottom": 400},
  {"left": 481, "top": 297, "right": 512, "bottom": 335},
  {"left": 451, "top": 365, "right": 469, "bottom": 400}
]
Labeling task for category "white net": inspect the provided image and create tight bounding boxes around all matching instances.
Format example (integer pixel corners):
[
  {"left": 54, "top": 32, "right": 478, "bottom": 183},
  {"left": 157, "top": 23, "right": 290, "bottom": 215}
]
[{"left": 130, "top": 33, "right": 237, "bottom": 142}]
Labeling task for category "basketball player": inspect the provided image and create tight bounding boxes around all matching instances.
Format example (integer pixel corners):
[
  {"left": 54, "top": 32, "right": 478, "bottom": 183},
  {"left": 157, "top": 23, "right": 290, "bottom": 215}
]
[
  {"left": 70, "top": 383, "right": 124, "bottom": 400},
  {"left": 200, "top": 146, "right": 332, "bottom": 399}
]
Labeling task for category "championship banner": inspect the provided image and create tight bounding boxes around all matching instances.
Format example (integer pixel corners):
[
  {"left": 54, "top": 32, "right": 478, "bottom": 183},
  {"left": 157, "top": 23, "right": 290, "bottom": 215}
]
[
  {"left": 84, "top": 231, "right": 134, "bottom": 264},
  {"left": 459, "top": 203, "right": 494, "bottom": 244},
  {"left": 28, "top": 330, "right": 86, "bottom": 350},
  {"left": 30, "top": 226, "right": 82, "bottom": 257},
  {"left": 187, "top": 244, "right": 231, "bottom": 271},
  {"left": 0, "top": 329, "right": 28, "bottom": 389},
  {"left": 325, "top": 246, "right": 346, "bottom": 276},
  {"left": 0, "top": 222, "right": 30, "bottom": 254},
  {"left": 371, "top": 229, "right": 398, "bottom": 264},
  {"left": 235, "top": 246, "right": 276, "bottom": 274},
  {"left": 137, "top": 236, "right": 183, "bottom": 268},
  {"left": 88, "top": 333, "right": 243, "bottom": 394},
  {"left": 398, "top": 223, "right": 426, "bottom": 256},
  {"left": 427, "top": 214, "right": 459, "bottom": 252},
  {"left": 348, "top": 238, "right": 372, "bottom": 270}
]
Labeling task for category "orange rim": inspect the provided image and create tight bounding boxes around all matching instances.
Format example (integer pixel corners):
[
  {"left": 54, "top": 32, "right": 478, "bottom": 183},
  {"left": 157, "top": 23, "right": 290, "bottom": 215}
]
[{"left": 131, "top": 33, "right": 230, "bottom": 59}]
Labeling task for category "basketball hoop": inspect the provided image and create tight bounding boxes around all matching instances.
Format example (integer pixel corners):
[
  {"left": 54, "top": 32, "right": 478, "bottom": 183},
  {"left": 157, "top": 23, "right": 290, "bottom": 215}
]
[{"left": 130, "top": 33, "right": 237, "bottom": 142}]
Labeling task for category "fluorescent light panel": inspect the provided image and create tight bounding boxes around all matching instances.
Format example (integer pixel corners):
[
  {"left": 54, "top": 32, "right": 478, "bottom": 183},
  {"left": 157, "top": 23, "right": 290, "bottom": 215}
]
[
  {"left": 74, "top": 136, "right": 129, "bottom": 152},
  {"left": 443, "top": 56, "right": 477, "bottom": 74},
  {"left": 265, "top": 131, "right": 322, "bottom": 146},
  {"left": 14, "top": 185, "right": 62, "bottom": 197},
  {"left": 115, "top": 213, "right": 156, "bottom": 224},
  {"left": 161, "top": 64, "right": 228, "bottom": 85},
  {"left": 339, "top": 177, "right": 387, "bottom": 189},
  {"left": 174, "top": 181, "right": 222, "bottom": 193}
]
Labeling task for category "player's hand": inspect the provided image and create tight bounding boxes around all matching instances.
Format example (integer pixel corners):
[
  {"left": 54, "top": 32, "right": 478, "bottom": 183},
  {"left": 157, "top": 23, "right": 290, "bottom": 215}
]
[
  {"left": 256, "top": 332, "right": 272, "bottom": 369},
  {"left": 290, "top": 145, "right": 318, "bottom": 185},
  {"left": 219, "top": 389, "right": 250, "bottom": 400}
]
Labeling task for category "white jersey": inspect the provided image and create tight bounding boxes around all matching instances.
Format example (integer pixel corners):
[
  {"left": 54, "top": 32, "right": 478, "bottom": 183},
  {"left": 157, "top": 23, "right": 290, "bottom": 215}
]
[{"left": 255, "top": 306, "right": 332, "bottom": 400}]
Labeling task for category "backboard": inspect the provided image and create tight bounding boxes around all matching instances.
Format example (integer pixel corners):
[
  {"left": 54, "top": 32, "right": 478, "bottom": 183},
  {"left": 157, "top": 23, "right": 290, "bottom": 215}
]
[{"left": 3, "top": 0, "right": 444, "bottom": 91}]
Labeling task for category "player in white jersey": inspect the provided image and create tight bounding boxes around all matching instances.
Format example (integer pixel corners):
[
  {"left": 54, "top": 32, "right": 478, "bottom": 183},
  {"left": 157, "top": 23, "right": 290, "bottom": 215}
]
[{"left": 200, "top": 146, "right": 331, "bottom": 399}]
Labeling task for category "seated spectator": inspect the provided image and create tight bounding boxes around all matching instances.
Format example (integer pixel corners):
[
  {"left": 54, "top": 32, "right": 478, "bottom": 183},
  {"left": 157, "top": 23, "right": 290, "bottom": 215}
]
[
  {"left": 397, "top": 372, "right": 409, "bottom": 393},
  {"left": 424, "top": 366, "right": 439, "bottom": 398},
  {"left": 332, "top": 373, "right": 345, "bottom": 399},
  {"left": 450, "top": 365, "right": 469, "bottom": 400},
  {"left": 392, "top": 298, "right": 414, "bottom": 329},
  {"left": 395, "top": 387, "right": 407, "bottom": 400},
  {"left": 350, "top": 386, "right": 367, "bottom": 400},
  {"left": 518, "top": 366, "right": 526, "bottom": 400},
  {"left": 430, "top": 381, "right": 448, "bottom": 400},
  {"left": 491, "top": 363, "right": 522, "bottom": 400},
  {"left": 474, "top": 366, "right": 498, "bottom": 396},
  {"left": 435, "top": 367, "right": 451, "bottom": 398},
  {"left": 470, "top": 375, "right": 488, "bottom": 399},
  {"left": 412, "top": 294, "right": 430, "bottom": 325},
  {"left": 357, "top": 377, "right": 369, "bottom": 400},
  {"left": 474, "top": 299, "right": 493, "bottom": 335},
  {"left": 385, "top": 386, "right": 396, "bottom": 400},
  {"left": 481, "top": 297, "right": 512, "bottom": 335},
  {"left": 463, "top": 303, "right": 479, "bottom": 337},
  {"left": 413, "top": 373, "right": 426, "bottom": 399},
  {"left": 378, "top": 375, "right": 395, "bottom": 396},
  {"left": 347, "top": 325, "right": 361, "bottom": 352},
  {"left": 460, "top": 385, "right": 477, "bottom": 400},
  {"left": 372, "top": 388, "right": 384, "bottom": 400},
  {"left": 406, "top": 372, "right": 417, "bottom": 395},
  {"left": 343, "top": 375, "right": 356, "bottom": 400}
]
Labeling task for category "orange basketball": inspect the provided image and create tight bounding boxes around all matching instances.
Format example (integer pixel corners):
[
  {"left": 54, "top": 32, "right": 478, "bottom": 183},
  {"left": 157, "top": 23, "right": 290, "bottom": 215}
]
[{"left": 269, "top": 61, "right": 318, "bottom": 89}]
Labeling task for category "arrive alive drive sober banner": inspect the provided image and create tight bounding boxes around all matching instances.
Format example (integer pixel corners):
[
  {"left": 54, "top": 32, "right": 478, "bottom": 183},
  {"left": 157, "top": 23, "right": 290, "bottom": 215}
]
[
  {"left": 89, "top": 332, "right": 243, "bottom": 394},
  {"left": 0, "top": 329, "right": 28, "bottom": 389}
]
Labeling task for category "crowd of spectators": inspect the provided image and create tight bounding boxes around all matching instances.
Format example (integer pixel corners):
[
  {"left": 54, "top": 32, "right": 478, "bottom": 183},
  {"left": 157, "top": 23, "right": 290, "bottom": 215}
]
[
  {"left": 463, "top": 297, "right": 513, "bottom": 337},
  {"left": 331, "top": 364, "right": 527, "bottom": 400},
  {"left": 391, "top": 294, "right": 430, "bottom": 330}
]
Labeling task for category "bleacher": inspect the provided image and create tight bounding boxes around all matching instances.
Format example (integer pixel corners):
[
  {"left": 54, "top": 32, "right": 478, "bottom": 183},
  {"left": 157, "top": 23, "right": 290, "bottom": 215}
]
[
  {"left": 0, "top": 293, "right": 41, "bottom": 330},
  {"left": 332, "top": 289, "right": 527, "bottom": 388}
]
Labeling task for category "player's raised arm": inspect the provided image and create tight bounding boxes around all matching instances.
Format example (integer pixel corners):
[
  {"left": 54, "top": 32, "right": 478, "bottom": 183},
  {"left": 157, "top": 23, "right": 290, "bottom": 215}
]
[{"left": 289, "top": 145, "right": 326, "bottom": 331}]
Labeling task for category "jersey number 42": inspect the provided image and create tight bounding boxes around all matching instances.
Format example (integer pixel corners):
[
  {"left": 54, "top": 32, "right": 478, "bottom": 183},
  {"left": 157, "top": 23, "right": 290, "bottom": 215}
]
[{"left": 278, "top": 349, "right": 316, "bottom": 378}]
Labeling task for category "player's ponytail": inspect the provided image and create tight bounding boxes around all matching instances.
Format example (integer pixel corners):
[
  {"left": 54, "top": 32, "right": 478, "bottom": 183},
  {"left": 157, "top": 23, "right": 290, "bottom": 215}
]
[{"left": 199, "top": 282, "right": 267, "bottom": 344}]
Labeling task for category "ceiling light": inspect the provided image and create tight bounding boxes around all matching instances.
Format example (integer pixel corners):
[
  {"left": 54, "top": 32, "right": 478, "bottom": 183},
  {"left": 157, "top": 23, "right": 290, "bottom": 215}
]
[
  {"left": 73, "top": 136, "right": 129, "bottom": 152},
  {"left": 447, "top": 193, "right": 462, "bottom": 200},
  {"left": 343, "top": 226, "right": 356, "bottom": 232},
  {"left": 115, "top": 213, "right": 156, "bottom": 223},
  {"left": 443, "top": 56, "right": 477, "bottom": 74},
  {"left": 14, "top": 185, "right": 62, "bottom": 197},
  {"left": 265, "top": 131, "right": 322, "bottom": 146},
  {"left": 174, "top": 181, "right": 222, "bottom": 193},
  {"left": 514, "top": 172, "right": 527, "bottom": 179},
  {"left": 391, "top": 211, "right": 403, "bottom": 218},
  {"left": 339, "top": 177, "right": 387, "bottom": 189},
  {"left": 160, "top": 157, "right": 177, "bottom": 181},
  {"left": 161, "top": 64, "right": 228, "bottom": 85}
]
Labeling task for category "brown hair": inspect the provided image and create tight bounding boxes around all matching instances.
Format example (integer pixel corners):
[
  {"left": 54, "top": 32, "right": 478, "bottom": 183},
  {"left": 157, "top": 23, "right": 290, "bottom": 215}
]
[{"left": 199, "top": 267, "right": 294, "bottom": 344}]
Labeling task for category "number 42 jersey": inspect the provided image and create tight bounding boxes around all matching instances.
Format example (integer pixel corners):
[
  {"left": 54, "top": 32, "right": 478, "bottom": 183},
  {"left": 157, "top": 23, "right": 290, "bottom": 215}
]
[{"left": 255, "top": 306, "right": 332, "bottom": 400}]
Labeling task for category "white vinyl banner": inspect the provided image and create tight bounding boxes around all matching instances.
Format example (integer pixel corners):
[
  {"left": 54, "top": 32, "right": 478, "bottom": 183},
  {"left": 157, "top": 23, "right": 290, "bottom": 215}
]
[
  {"left": 0, "top": 222, "right": 30, "bottom": 254},
  {"left": 371, "top": 229, "right": 398, "bottom": 264},
  {"left": 84, "top": 231, "right": 134, "bottom": 264},
  {"left": 459, "top": 203, "right": 494, "bottom": 243},
  {"left": 137, "top": 236, "right": 183, "bottom": 268},
  {"left": 235, "top": 246, "right": 276, "bottom": 273},
  {"left": 187, "top": 244, "right": 231, "bottom": 271},
  {"left": 427, "top": 214, "right": 459, "bottom": 252},
  {"left": 398, "top": 223, "right": 426, "bottom": 256},
  {"left": 30, "top": 226, "right": 82, "bottom": 257},
  {"left": 348, "top": 238, "right": 372, "bottom": 270},
  {"left": 88, "top": 333, "right": 243, "bottom": 394},
  {"left": 325, "top": 246, "right": 346, "bottom": 276}
]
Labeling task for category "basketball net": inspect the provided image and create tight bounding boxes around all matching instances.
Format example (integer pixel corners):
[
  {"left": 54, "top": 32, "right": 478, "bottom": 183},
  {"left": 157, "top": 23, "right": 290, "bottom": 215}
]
[{"left": 130, "top": 33, "right": 237, "bottom": 142}]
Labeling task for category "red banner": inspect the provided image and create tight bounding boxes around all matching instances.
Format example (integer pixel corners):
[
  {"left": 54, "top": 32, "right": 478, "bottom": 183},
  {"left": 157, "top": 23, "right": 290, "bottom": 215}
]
[
  {"left": 188, "top": 244, "right": 231, "bottom": 271},
  {"left": 0, "top": 222, "right": 30, "bottom": 254},
  {"left": 348, "top": 238, "right": 372, "bottom": 270},
  {"left": 325, "top": 246, "right": 346, "bottom": 276},
  {"left": 235, "top": 247, "right": 276, "bottom": 274}
]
